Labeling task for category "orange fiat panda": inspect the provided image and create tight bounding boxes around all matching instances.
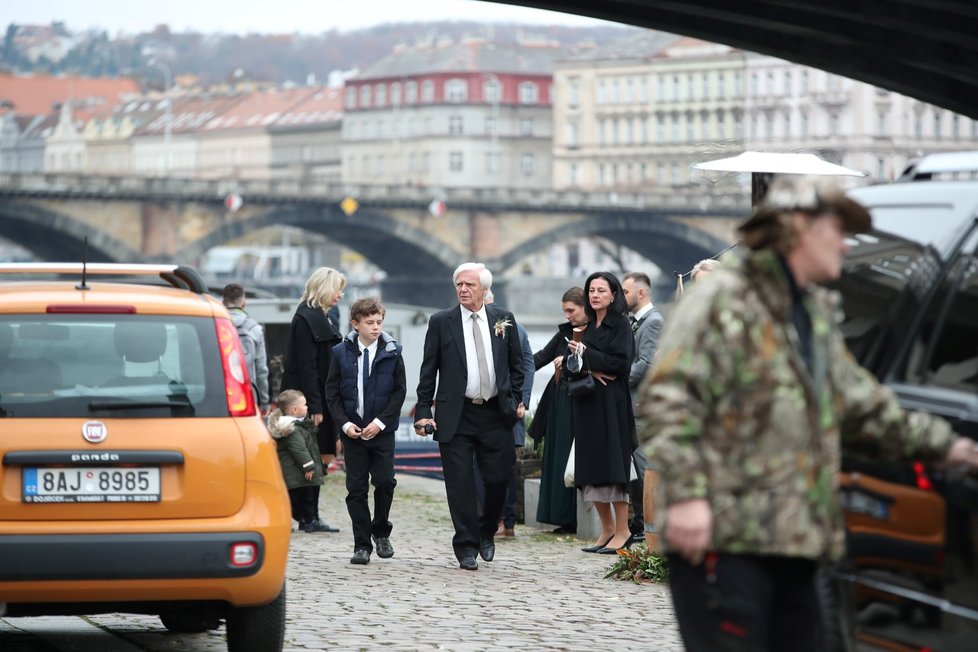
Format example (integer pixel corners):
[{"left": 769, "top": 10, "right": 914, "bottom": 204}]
[{"left": 0, "top": 263, "right": 291, "bottom": 652}]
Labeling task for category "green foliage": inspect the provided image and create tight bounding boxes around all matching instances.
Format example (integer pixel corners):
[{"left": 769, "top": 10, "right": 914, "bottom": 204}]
[{"left": 604, "top": 542, "right": 670, "bottom": 584}]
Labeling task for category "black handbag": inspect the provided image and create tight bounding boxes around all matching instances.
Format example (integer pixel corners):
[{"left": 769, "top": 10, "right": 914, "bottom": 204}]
[
  {"left": 566, "top": 373, "right": 595, "bottom": 397},
  {"left": 566, "top": 352, "right": 595, "bottom": 398}
]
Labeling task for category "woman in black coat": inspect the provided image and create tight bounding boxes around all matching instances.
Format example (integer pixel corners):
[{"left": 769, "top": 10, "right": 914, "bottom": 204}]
[
  {"left": 565, "top": 271, "right": 636, "bottom": 554},
  {"left": 280, "top": 266, "right": 345, "bottom": 531},
  {"left": 528, "top": 286, "right": 587, "bottom": 533}
]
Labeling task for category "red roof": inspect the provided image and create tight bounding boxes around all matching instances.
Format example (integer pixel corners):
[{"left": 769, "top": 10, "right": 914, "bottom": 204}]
[{"left": 0, "top": 73, "right": 140, "bottom": 117}]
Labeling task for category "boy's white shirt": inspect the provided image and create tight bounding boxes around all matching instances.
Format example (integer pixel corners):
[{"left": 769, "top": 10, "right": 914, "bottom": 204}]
[{"left": 342, "top": 334, "right": 386, "bottom": 436}]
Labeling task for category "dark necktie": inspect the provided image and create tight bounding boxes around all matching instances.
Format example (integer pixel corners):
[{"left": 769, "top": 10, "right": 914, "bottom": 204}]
[
  {"left": 630, "top": 315, "right": 639, "bottom": 334},
  {"left": 361, "top": 348, "right": 370, "bottom": 416}
]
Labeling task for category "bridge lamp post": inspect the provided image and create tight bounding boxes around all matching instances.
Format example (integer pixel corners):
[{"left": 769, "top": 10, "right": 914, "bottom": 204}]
[{"left": 150, "top": 60, "right": 173, "bottom": 178}]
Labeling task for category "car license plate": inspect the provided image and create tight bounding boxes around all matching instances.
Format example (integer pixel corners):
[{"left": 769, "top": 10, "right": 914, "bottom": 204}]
[{"left": 22, "top": 467, "right": 161, "bottom": 503}]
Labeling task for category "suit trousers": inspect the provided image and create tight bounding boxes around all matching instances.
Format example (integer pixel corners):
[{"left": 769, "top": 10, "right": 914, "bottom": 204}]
[
  {"left": 439, "top": 400, "right": 516, "bottom": 560},
  {"left": 342, "top": 432, "right": 396, "bottom": 552},
  {"left": 667, "top": 552, "right": 822, "bottom": 652}
]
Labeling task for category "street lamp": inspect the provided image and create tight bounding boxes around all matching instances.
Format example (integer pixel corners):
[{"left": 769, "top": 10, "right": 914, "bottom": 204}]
[{"left": 150, "top": 60, "right": 172, "bottom": 177}]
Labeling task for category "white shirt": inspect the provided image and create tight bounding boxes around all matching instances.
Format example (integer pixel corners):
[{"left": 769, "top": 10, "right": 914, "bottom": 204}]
[
  {"left": 341, "top": 337, "right": 386, "bottom": 436},
  {"left": 632, "top": 302, "right": 655, "bottom": 323},
  {"left": 459, "top": 303, "right": 497, "bottom": 399}
]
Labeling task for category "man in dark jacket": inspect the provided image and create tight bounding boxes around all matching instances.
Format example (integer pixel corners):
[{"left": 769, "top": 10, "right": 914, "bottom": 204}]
[{"left": 325, "top": 297, "right": 406, "bottom": 565}]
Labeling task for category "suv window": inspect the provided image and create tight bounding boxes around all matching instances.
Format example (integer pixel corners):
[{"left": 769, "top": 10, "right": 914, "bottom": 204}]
[
  {"left": 0, "top": 315, "right": 227, "bottom": 418},
  {"left": 900, "top": 229, "right": 978, "bottom": 396}
]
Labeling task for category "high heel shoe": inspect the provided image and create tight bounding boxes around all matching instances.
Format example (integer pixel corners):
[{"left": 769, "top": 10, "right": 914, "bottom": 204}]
[
  {"left": 596, "top": 536, "right": 635, "bottom": 554},
  {"left": 581, "top": 536, "right": 613, "bottom": 553}
]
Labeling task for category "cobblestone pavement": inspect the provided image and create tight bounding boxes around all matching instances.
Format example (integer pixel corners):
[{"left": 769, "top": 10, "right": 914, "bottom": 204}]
[{"left": 1, "top": 471, "right": 683, "bottom": 651}]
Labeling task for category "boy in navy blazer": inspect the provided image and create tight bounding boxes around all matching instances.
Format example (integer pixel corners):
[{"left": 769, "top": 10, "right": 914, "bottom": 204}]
[{"left": 325, "top": 297, "right": 407, "bottom": 565}]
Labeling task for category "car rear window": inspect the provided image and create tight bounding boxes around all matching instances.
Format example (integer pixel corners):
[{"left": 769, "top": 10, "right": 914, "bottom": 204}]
[{"left": 0, "top": 315, "right": 227, "bottom": 418}]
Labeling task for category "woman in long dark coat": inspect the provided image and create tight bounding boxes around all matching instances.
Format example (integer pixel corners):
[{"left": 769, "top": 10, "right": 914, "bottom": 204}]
[
  {"left": 280, "top": 266, "right": 345, "bottom": 532},
  {"left": 566, "top": 271, "right": 636, "bottom": 553},
  {"left": 529, "top": 287, "right": 587, "bottom": 533}
]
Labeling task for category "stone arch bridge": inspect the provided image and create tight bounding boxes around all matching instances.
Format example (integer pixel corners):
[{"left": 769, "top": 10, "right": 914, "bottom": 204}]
[{"left": 0, "top": 174, "right": 745, "bottom": 306}]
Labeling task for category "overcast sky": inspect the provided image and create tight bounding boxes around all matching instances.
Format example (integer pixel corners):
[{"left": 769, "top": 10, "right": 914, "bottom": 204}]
[{"left": 9, "top": 0, "right": 610, "bottom": 35}]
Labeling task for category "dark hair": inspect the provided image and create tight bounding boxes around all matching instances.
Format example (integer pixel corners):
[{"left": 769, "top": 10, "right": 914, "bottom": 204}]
[
  {"left": 621, "top": 271, "right": 651, "bottom": 289},
  {"left": 584, "top": 271, "right": 627, "bottom": 322},
  {"left": 222, "top": 283, "right": 245, "bottom": 306},
  {"left": 561, "top": 286, "right": 585, "bottom": 306},
  {"left": 349, "top": 297, "right": 386, "bottom": 323}
]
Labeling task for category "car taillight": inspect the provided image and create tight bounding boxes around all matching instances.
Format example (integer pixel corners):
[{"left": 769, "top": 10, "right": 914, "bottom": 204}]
[
  {"left": 230, "top": 542, "right": 258, "bottom": 567},
  {"left": 215, "top": 318, "right": 256, "bottom": 417},
  {"left": 913, "top": 461, "right": 934, "bottom": 491}
]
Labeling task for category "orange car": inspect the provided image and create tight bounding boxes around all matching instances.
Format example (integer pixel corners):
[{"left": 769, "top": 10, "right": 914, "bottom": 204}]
[{"left": 0, "top": 263, "right": 291, "bottom": 652}]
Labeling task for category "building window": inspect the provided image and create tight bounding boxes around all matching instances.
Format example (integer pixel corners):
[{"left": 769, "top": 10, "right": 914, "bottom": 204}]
[
  {"left": 625, "top": 78, "right": 634, "bottom": 103},
  {"left": 783, "top": 71, "right": 792, "bottom": 95},
  {"left": 672, "top": 162, "right": 680, "bottom": 184},
  {"left": 405, "top": 81, "right": 418, "bottom": 103},
  {"left": 569, "top": 162, "right": 579, "bottom": 186},
  {"left": 657, "top": 75, "right": 665, "bottom": 100},
  {"left": 687, "top": 73, "right": 695, "bottom": 100},
  {"left": 345, "top": 87, "right": 357, "bottom": 109},
  {"left": 914, "top": 112, "right": 923, "bottom": 138},
  {"left": 359, "top": 85, "right": 372, "bottom": 108},
  {"left": 566, "top": 122, "right": 578, "bottom": 147},
  {"left": 612, "top": 118, "right": 620, "bottom": 145},
  {"left": 657, "top": 115, "right": 665, "bottom": 142},
  {"left": 424, "top": 116, "right": 433, "bottom": 134},
  {"left": 717, "top": 110, "right": 726, "bottom": 139},
  {"left": 766, "top": 71, "right": 775, "bottom": 95},
  {"left": 733, "top": 72, "right": 742, "bottom": 97},
  {"left": 445, "top": 78, "right": 467, "bottom": 103},
  {"left": 641, "top": 118, "right": 649, "bottom": 144},
  {"left": 800, "top": 112, "right": 808, "bottom": 138},
  {"left": 750, "top": 73, "right": 759, "bottom": 96},
  {"left": 449, "top": 115, "right": 464, "bottom": 135},
  {"left": 687, "top": 114, "right": 695, "bottom": 142},
  {"left": 362, "top": 120, "right": 372, "bottom": 139},
  {"left": 671, "top": 114, "right": 680, "bottom": 142},
  {"left": 597, "top": 79, "right": 607, "bottom": 104},
  {"left": 362, "top": 155, "right": 370, "bottom": 175},
  {"left": 783, "top": 112, "right": 790, "bottom": 138},
  {"left": 952, "top": 114, "right": 960, "bottom": 138},
  {"left": 626, "top": 118, "right": 634, "bottom": 145},
  {"left": 611, "top": 78, "right": 620, "bottom": 103},
  {"left": 449, "top": 151, "right": 463, "bottom": 172},
  {"left": 486, "top": 152, "right": 499, "bottom": 173},
  {"left": 568, "top": 77, "right": 580, "bottom": 107},
  {"left": 375, "top": 84, "right": 387, "bottom": 107},
  {"left": 422, "top": 152, "right": 430, "bottom": 171},
  {"left": 519, "top": 82, "right": 539, "bottom": 104},
  {"left": 801, "top": 70, "right": 809, "bottom": 94},
  {"left": 408, "top": 152, "right": 417, "bottom": 171},
  {"left": 521, "top": 153, "right": 534, "bottom": 176},
  {"left": 520, "top": 118, "right": 534, "bottom": 136},
  {"left": 673, "top": 75, "right": 680, "bottom": 99},
  {"left": 829, "top": 112, "right": 840, "bottom": 136},
  {"left": 598, "top": 119, "right": 606, "bottom": 146},
  {"left": 391, "top": 82, "right": 402, "bottom": 105},
  {"left": 656, "top": 162, "right": 665, "bottom": 184},
  {"left": 376, "top": 154, "right": 385, "bottom": 175},
  {"left": 599, "top": 163, "right": 607, "bottom": 185},
  {"left": 717, "top": 72, "right": 725, "bottom": 99},
  {"left": 878, "top": 111, "right": 887, "bottom": 136},
  {"left": 421, "top": 80, "right": 434, "bottom": 103},
  {"left": 877, "top": 157, "right": 886, "bottom": 180},
  {"left": 640, "top": 77, "right": 649, "bottom": 102},
  {"left": 484, "top": 116, "right": 496, "bottom": 136},
  {"left": 934, "top": 112, "right": 942, "bottom": 139},
  {"left": 702, "top": 73, "right": 710, "bottom": 99}
]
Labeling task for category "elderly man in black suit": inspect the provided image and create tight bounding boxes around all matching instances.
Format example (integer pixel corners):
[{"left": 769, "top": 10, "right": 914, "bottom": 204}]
[{"left": 414, "top": 262, "right": 526, "bottom": 570}]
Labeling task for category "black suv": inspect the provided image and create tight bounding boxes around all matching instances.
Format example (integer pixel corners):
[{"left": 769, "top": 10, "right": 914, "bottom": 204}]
[{"left": 831, "top": 155, "right": 978, "bottom": 651}]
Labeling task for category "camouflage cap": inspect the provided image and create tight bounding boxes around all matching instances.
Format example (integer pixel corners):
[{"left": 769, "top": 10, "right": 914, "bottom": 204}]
[{"left": 738, "top": 175, "right": 872, "bottom": 236}]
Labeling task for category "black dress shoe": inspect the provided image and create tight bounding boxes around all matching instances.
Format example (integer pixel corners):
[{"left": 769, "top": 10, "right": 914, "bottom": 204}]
[
  {"left": 350, "top": 549, "right": 371, "bottom": 565},
  {"left": 581, "top": 536, "right": 613, "bottom": 553},
  {"left": 304, "top": 518, "right": 339, "bottom": 533},
  {"left": 479, "top": 538, "right": 495, "bottom": 562},
  {"left": 459, "top": 555, "right": 479, "bottom": 571},
  {"left": 373, "top": 536, "right": 394, "bottom": 559}
]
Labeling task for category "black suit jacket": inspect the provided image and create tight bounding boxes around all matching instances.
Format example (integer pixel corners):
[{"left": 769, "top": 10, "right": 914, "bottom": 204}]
[{"left": 415, "top": 304, "right": 525, "bottom": 443}]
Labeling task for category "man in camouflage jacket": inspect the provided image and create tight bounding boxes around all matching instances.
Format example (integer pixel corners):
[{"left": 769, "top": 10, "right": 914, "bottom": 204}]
[{"left": 638, "top": 176, "right": 978, "bottom": 652}]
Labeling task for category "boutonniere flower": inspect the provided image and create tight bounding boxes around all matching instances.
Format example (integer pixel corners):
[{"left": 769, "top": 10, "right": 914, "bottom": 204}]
[{"left": 493, "top": 318, "right": 512, "bottom": 337}]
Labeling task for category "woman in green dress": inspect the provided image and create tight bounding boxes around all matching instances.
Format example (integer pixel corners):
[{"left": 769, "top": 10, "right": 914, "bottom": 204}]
[{"left": 528, "top": 287, "right": 587, "bottom": 533}]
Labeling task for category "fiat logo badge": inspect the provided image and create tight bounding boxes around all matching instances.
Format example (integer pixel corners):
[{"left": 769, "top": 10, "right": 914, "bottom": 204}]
[{"left": 82, "top": 421, "right": 108, "bottom": 443}]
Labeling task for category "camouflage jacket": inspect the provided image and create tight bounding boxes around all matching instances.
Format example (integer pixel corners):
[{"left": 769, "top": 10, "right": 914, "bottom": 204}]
[{"left": 638, "top": 248, "right": 954, "bottom": 560}]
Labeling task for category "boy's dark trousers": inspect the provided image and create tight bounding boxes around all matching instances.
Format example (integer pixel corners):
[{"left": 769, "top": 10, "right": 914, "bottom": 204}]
[
  {"left": 342, "top": 432, "right": 396, "bottom": 552},
  {"left": 667, "top": 552, "right": 823, "bottom": 652},
  {"left": 288, "top": 485, "right": 317, "bottom": 526}
]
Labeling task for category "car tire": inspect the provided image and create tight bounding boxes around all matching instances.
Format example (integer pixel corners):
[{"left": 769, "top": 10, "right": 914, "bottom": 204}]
[
  {"left": 817, "top": 567, "right": 857, "bottom": 652},
  {"left": 159, "top": 610, "right": 220, "bottom": 633},
  {"left": 226, "top": 584, "right": 286, "bottom": 652}
]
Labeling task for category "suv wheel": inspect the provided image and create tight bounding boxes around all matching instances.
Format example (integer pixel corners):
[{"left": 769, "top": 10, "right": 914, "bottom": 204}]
[
  {"left": 817, "top": 567, "right": 857, "bottom": 652},
  {"left": 226, "top": 584, "right": 286, "bottom": 652},
  {"left": 159, "top": 610, "right": 221, "bottom": 633}
]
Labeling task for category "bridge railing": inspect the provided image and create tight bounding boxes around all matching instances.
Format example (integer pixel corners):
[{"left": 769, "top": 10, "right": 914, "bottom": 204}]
[{"left": 0, "top": 173, "right": 750, "bottom": 213}]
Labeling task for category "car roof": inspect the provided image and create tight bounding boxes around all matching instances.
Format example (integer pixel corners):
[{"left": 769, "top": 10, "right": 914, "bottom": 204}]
[
  {"left": 0, "top": 281, "right": 223, "bottom": 317},
  {"left": 848, "top": 181, "right": 978, "bottom": 251}
]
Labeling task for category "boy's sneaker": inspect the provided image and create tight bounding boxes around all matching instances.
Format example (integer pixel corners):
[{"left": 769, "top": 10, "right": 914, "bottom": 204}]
[
  {"left": 350, "top": 549, "right": 371, "bottom": 565},
  {"left": 304, "top": 518, "right": 339, "bottom": 533},
  {"left": 373, "top": 536, "right": 394, "bottom": 558}
]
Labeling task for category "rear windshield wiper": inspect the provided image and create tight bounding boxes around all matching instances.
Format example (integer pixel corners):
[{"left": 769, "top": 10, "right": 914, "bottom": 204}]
[{"left": 89, "top": 401, "right": 192, "bottom": 411}]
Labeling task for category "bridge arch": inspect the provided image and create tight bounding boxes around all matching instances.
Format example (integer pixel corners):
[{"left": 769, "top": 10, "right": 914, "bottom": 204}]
[
  {"left": 0, "top": 201, "right": 143, "bottom": 263},
  {"left": 497, "top": 213, "right": 733, "bottom": 278},
  {"left": 172, "top": 204, "right": 465, "bottom": 280}
]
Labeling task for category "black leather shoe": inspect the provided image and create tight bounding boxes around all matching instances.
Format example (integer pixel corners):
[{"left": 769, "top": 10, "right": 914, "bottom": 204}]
[
  {"left": 304, "top": 518, "right": 339, "bottom": 533},
  {"left": 581, "top": 536, "right": 613, "bottom": 553},
  {"left": 373, "top": 536, "right": 394, "bottom": 559},
  {"left": 459, "top": 555, "right": 479, "bottom": 571},
  {"left": 350, "top": 549, "right": 370, "bottom": 565},
  {"left": 479, "top": 538, "right": 495, "bottom": 562}
]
